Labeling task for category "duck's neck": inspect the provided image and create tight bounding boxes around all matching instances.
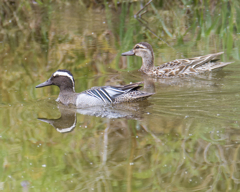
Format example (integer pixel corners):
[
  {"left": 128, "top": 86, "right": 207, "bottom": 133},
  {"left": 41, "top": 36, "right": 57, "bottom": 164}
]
[
  {"left": 59, "top": 86, "right": 75, "bottom": 93},
  {"left": 57, "top": 86, "right": 76, "bottom": 105},
  {"left": 139, "top": 54, "right": 154, "bottom": 73}
]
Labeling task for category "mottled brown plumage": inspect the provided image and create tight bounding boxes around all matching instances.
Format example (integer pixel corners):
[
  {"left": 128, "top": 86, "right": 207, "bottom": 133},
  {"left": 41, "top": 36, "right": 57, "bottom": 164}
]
[{"left": 122, "top": 42, "right": 233, "bottom": 78}]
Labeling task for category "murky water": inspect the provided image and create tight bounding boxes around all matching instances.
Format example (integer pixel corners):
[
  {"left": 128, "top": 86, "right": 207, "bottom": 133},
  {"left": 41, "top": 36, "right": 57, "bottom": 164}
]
[{"left": 1, "top": 1, "right": 240, "bottom": 191}]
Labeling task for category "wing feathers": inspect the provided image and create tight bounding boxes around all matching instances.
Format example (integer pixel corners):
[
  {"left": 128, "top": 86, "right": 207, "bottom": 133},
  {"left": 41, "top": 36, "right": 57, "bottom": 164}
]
[
  {"left": 85, "top": 82, "right": 145, "bottom": 103},
  {"left": 99, "top": 88, "right": 113, "bottom": 103}
]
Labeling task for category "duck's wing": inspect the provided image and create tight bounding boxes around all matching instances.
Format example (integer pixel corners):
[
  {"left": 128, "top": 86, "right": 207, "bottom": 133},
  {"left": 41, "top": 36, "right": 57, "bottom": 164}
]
[
  {"left": 85, "top": 82, "right": 144, "bottom": 104},
  {"left": 157, "top": 52, "right": 232, "bottom": 77}
]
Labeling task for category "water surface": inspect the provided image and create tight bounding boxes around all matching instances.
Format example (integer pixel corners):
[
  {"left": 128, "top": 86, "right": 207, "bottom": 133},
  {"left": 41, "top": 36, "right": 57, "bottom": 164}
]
[{"left": 1, "top": 1, "right": 240, "bottom": 191}]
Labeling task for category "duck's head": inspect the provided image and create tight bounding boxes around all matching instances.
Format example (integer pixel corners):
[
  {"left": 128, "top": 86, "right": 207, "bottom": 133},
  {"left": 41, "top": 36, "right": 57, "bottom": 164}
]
[
  {"left": 36, "top": 69, "right": 75, "bottom": 92},
  {"left": 121, "top": 42, "right": 154, "bottom": 71},
  {"left": 122, "top": 42, "right": 153, "bottom": 57}
]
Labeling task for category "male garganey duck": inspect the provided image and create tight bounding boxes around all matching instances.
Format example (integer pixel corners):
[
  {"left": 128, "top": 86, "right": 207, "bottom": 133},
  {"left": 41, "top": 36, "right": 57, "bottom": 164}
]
[
  {"left": 121, "top": 42, "right": 232, "bottom": 77},
  {"left": 36, "top": 69, "right": 154, "bottom": 108}
]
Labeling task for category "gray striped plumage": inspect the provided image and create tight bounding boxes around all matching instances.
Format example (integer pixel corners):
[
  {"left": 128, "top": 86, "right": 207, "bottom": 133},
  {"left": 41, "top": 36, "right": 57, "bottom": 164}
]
[{"left": 36, "top": 69, "right": 154, "bottom": 108}]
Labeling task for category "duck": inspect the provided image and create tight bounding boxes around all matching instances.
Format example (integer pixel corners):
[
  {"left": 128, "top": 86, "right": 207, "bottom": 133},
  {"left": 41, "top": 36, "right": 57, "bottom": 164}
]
[
  {"left": 121, "top": 42, "right": 233, "bottom": 78},
  {"left": 35, "top": 69, "right": 154, "bottom": 108}
]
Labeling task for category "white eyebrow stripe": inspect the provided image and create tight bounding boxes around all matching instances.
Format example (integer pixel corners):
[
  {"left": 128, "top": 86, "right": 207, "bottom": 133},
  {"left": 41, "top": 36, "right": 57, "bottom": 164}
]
[
  {"left": 53, "top": 71, "right": 74, "bottom": 82},
  {"left": 135, "top": 45, "right": 146, "bottom": 49},
  {"left": 53, "top": 71, "right": 75, "bottom": 91}
]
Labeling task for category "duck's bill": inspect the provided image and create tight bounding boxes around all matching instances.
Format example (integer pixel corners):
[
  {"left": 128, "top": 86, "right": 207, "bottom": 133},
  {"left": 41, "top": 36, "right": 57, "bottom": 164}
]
[
  {"left": 121, "top": 50, "right": 135, "bottom": 56},
  {"left": 36, "top": 79, "right": 53, "bottom": 88},
  {"left": 38, "top": 118, "right": 53, "bottom": 124}
]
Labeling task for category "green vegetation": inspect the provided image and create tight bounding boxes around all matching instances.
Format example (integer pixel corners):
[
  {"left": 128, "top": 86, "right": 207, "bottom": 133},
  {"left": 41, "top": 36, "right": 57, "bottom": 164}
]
[{"left": 0, "top": 0, "right": 240, "bottom": 191}]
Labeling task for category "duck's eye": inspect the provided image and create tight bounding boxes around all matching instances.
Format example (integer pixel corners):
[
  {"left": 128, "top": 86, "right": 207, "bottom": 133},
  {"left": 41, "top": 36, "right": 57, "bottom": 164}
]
[{"left": 135, "top": 45, "right": 141, "bottom": 49}]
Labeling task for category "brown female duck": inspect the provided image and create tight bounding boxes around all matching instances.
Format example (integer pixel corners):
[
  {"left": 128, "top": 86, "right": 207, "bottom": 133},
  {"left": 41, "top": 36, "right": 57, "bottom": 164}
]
[{"left": 121, "top": 42, "right": 232, "bottom": 78}]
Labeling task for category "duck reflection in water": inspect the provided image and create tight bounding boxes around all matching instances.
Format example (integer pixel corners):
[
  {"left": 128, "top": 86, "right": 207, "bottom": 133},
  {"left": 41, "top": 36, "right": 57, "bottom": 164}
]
[
  {"left": 38, "top": 105, "right": 77, "bottom": 133},
  {"left": 38, "top": 101, "right": 152, "bottom": 133}
]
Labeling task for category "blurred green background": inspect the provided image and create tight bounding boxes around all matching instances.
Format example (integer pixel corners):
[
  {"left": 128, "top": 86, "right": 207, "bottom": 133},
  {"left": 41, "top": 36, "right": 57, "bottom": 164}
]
[{"left": 1, "top": 0, "right": 240, "bottom": 191}]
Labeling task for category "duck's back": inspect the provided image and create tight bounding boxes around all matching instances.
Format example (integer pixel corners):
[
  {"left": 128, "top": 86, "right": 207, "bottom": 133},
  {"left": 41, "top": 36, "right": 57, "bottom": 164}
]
[
  {"left": 153, "top": 52, "right": 232, "bottom": 77},
  {"left": 75, "top": 83, "right": 154, "bottom": 108}
]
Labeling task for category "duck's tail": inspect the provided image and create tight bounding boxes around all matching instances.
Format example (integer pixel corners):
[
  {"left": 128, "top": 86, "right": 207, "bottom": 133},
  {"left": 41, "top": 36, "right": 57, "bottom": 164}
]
[
  {"left": 177, "top": 52, "right": 233, "bottom": 75},
  {"left": 191, "top": 52, "right": 233, "bottom": 71},
  {"left": 208, "top": 61, "right": 233, "bottom": 71},
  {"left": 115, "top": 91, "right": 155, "bottom": 103}
]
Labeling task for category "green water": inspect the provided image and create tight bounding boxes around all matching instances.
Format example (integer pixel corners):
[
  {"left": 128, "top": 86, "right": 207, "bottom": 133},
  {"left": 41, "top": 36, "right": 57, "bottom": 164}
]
[{"left": 1, "top": 1, "right": 240, "bottom": 191}]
